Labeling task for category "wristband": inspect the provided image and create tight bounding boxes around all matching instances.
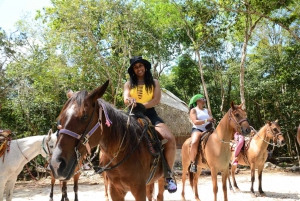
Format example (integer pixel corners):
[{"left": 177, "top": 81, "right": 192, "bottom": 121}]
[{"left": 204, "top": 119, "right": 207, "bottom": 123}]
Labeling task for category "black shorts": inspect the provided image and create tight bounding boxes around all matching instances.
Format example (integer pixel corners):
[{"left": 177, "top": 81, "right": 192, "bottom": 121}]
[
  {"left": 145, "top": 107, "right": 164, "bottom": 126},
  {"left": 191, "top": 127, "right": 203, "bottom": 134}
]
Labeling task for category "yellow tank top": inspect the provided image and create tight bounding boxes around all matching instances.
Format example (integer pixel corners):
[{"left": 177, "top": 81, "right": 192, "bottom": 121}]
[{"left": 130, "top": 85, "right": 153, "bottom": 104}]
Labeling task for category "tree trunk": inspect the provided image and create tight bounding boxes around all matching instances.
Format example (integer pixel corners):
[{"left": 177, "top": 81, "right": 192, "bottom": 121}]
[{"left": 195, "top": 50, "right": 212, "bottom": 114}]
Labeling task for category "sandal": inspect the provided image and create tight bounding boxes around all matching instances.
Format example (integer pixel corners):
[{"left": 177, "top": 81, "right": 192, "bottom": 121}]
[
  {"left": 165, "top": 178, "right": 177, "bottom": 193},
  {"left": 189, "top": 162, "right": 197, "bottom": 173}
]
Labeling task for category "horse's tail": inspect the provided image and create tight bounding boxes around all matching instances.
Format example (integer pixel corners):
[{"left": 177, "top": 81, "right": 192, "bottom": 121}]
[{"left": 188, "top": 166, "right": 195, "bottom": 190}]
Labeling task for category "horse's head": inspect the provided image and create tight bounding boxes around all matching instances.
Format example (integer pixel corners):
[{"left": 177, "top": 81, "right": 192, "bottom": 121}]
[
  {"left": 50, "top": 80, "right": 109, "bottom": 180},
  {"left": 229, "top": 101, "right": 251, "bottom": 136},
  {"left": 266, "top": 120, "right": 285, "bottom": 147},
  {"left": 41, "top": 129, "right": 57, "bottom": 158}
]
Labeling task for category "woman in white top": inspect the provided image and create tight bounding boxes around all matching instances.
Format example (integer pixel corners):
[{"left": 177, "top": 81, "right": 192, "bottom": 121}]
[{"left": 188, "top": 94, "right": 215, "bottom": 173}]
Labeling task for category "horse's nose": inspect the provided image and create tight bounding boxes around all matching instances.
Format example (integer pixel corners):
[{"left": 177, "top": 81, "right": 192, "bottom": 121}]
[
  {"left": 50, "top": 156, "right": 67, "bottom": 179},
  {"left": 242, "top": 127, "right": 251, "bottom": 135},
  {"left": 278, "top": 140, "right": 285, "bottom": 146}
]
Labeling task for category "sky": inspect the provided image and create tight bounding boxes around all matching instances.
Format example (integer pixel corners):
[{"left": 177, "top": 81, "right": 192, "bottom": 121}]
[{"left": 0, "top": 0, "right": 52, "bottom": 33}]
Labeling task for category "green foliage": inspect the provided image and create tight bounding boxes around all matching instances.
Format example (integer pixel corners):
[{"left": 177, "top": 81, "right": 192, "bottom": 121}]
[{"left": 0, "top": 0, "right": 300, "bottom": 163}]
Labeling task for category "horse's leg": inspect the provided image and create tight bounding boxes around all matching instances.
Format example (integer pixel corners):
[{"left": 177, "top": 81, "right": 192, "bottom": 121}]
[
  {"left": 49, "top": 174, "right": 55, "bottom": 201},
  {"left": 230, "top": 164, "right": 240, "bottom": 192},
  {"left": 181, "top": 139, "right": 190, "bottom": 201},
  {"left": 221, "top": 170, "right": 229, "bottom": 201},
  {"left": 73, "top": 173, "right": 80, "bottom": 201},
  {"left": 257, "top": 165, "right": 266, "bottom": 197},
  {"left": 249, "top": 164, "right": 256, "bottom": 197},
  {"left": 60, "top": 181, "right": 69, "bottom": 201},
  {"left": 103, "top": 172, "right": 109, "bottom": 201},
  {"left": 131, "top": 183, "right": 147, "bottom": 201},
  {"left": 0, "top": 178, "right": 7, "bottom": 201},
  {"left": 156, "top": 177, "right": 165, "bottom": 201},
  {"left": 146, "top": 183, "right": 155, "bottom": 201},
  {"left": 227, "top": 168, "right": 233, "bottom": 192},
  {"left": 110, "top": 184, "right": 126, "bottom": 201},
  {"left": 4, "top": 175, "right": 17, "bottom": 201},
  {"left": 210, "top": 168, "right": 218, "bottom": 201},
  {"left": 193, "top": 170, "right": 202, "bottom": 201}
]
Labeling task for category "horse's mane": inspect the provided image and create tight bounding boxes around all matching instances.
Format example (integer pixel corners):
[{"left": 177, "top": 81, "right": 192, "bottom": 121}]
[{"left": 98, "top": 99, "right": 147, "bottom": 152}]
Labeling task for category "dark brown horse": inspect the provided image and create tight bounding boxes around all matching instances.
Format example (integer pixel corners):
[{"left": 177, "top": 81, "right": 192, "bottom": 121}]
[
  {"left": 228, "top": 120, "right": 285, "bottom": 197},
  {"left": 50, "top": 80, "right": 167, "bottom": 201},
  {"left": 181, "top": 102, "right": 251, "bottom": 201}
]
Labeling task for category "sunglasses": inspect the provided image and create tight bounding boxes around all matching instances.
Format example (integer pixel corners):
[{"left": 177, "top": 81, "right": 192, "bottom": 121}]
[{"left": 197, "top": 98, "right": 206, "bottom": 102}]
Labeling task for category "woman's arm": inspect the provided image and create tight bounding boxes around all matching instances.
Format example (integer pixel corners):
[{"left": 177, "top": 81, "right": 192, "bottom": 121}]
[
  {"left": 143, "top": 79, "right": 161, "bottom": 109},
  {"left": 123, "top": 81, "right": 135, "bottom": 105},
  {"left": 190, "top": 108, "right": 207, "bottom": 125}
]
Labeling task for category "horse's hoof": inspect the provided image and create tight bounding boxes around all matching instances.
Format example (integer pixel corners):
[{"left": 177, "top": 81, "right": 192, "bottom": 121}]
[
  {"left": 258, "top": 192, "right": 266, "bottom": 197},
  {"left": 251, "top": 193, "right": 257, "bottom": 198}
]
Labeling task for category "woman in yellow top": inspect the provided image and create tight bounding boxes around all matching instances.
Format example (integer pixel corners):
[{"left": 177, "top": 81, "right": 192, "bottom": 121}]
[{"left": 123, "top": 56, "right": 177, "bottom": 193}]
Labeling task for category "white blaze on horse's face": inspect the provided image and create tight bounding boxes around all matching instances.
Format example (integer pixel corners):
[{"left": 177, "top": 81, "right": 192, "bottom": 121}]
[{"left": 65, "top": 104, "right": 76, "bottom": 126}]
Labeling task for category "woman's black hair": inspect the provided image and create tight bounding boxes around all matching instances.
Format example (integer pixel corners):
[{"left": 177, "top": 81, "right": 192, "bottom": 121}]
[{"left": 129, "top": 69, "right": 155, "bottom": 92}]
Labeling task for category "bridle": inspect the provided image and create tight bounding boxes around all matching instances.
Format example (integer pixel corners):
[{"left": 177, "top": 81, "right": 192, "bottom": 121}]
[
  {"left": 228, "top": 108, "right": 249, "bottom": 134},
  {"left": 58, "top": 100, "right": 104, "bottom": 175},
  {"left": 251, "top": 123, "right": 283, "bottom": 147},
  {"left": 216, "top": 108, "right": 249, "bottom": 143},
  {"left": 57, "top": 99, "right": 145, "bottom": 175}
]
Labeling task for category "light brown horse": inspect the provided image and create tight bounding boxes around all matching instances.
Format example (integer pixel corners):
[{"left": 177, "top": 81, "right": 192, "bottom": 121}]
[
  {"left": 181, "top": 102, "right": 251, "bottom": 201},
  {"left": 228, "top": 120, "right": 285, "bottom": 197},
  {"left": 297, "top": 124, "right": 300, "bottom": 145},
  {"left": 50, "top": 80, "right": 168, "bottom": 201}
]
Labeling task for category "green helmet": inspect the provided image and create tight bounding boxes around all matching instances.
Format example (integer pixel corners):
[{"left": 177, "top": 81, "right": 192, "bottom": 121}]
[{"left": 188, "top": 94, "right": 205, "bottom": 108}]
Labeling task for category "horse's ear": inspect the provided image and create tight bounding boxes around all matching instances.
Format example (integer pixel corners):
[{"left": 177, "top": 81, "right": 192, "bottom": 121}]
[
  {"left": 67, "top": 89, "right": 74, "bottom": 99},
  {"left": 275, "top": 119, "right": 278, "bottom": 123},
  {"left": 239, "top": 102, "right": 244, "bottom": 109},
  {"left": 266, "top": 120, "right": 271, "bottom": 125},
  {"left": 47, "top": 129, "right": 53, "bottom": 140},
  {"left": 87, "top": 80, "right": 109, "bottom": 101},
  {"left": 230, "top": 101, "right": 235, "bottom": 110}
]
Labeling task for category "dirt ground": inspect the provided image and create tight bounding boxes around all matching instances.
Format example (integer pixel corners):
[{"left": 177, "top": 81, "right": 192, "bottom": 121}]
[{"left": 9, "top": 167, "right": 300, "bottom": 201}]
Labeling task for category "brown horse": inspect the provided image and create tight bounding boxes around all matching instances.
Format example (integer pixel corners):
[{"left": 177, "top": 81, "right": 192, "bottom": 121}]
[
  {"left": 50, "top": 80, "right": 168, "bottom": 201},
  {"left": 228, "top": 120, "right": 285, "bottom": 197},
  {"left": 181, "top": 102, "right": 251, "bottom": 201},
  {"left": 297, "top": 124, "right": 300, "bottom": 145}
]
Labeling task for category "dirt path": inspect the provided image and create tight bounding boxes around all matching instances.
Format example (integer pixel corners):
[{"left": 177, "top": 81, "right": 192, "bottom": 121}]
[{"left": 10, "top": 169, "right": 300, "bottom": 201}]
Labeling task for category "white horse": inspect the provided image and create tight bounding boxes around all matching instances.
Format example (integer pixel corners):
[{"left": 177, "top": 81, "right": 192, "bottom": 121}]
[{"left": 0, "top": 129, "right": 57, "bottom": 201}]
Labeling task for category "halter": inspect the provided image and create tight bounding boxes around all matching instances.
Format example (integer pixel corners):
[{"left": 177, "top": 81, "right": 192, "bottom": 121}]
[
  {"left": 228, "top": 108, "right": 248, "bottom": 134},
  {"left": 251, "top": 124, "right": 283, "bottom": 148},
  {"left": 216, "top": 108, "right": 249, "bottom": 143}
]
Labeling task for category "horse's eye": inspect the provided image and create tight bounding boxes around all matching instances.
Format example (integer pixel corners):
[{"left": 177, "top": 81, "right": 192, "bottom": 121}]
[
  {"left": 273, "top": 128, "right": 278, "bottom": 132},
  {"left": 81, "top": 115, "right": 89, "bottom": 121},
  {"left": 234, "top": 113, "right": 240, "bottom": 118},
  {"left": 50, "top": 145, "right": 54, "bottom": 148}
]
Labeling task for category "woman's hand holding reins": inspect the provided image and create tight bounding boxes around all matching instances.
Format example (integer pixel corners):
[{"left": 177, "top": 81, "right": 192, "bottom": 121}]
[{"left": 127, "top": 98, "right": 137, "bottom": 107}]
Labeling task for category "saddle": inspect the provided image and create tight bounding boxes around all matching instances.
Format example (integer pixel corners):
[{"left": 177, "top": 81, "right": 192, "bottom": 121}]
[
  {"left": 0, "top": 129, "right": 12, "bottom": 161},
  {"left": 190, "top": 123, "right": 215, "bottom": 166}
]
